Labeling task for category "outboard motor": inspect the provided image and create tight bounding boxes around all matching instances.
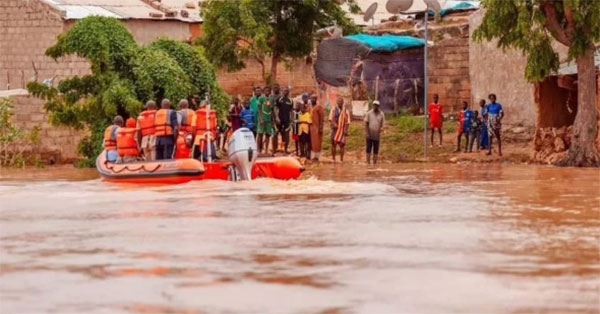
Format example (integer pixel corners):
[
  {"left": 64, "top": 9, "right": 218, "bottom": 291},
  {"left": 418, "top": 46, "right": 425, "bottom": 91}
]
[{"left": 227, "top": 128, "right": 257, "bottom": 181}]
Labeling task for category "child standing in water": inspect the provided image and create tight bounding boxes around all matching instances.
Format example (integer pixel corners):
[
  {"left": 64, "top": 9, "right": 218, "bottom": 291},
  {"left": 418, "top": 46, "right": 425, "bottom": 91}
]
[
  {"left": 291, "top": 99, "right": 302, "bottom": 156},
  {"left": 298, "top": 104, "right": 312, "bottom": 159},
  {"left": 428, "top": 94, "right": 443, "bottom": 147},
  {"left": 479, "top": 99, "right": 489, "bottom": 150},
  {"left": 456, "top": 101, "right": 473, "bottom": 153},
  {"left": 468, "top": 111, "right": 481, "bottom": 152}
]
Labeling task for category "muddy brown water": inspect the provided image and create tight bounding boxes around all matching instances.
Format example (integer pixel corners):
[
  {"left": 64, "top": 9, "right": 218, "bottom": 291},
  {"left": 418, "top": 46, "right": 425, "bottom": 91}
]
[{"left": 0, "top": 164, "right": 599, "bottom": 313}]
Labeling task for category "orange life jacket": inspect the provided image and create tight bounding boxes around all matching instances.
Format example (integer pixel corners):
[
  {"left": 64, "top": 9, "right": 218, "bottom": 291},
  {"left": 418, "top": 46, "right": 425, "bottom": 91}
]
[
  {"left": 116, "top": 127, "right": 139, "bottom": 157},
  {"left": 104, "top": 125, "right": 118, "bottom": 151},
  {"left": 137, "top": 110, "right": 156, "bottom": 136},
  {"left": 174, "top": 132, "right": 192, "bottom": 159},
  {"left": 155, "top": 109, "right": 174, "bottom": 136},
  {"left": 195, "top": 108, "right": 217, "bottom": 139},
  {"left": 178, "top": 109, "right": 195, "bottom": 133}
]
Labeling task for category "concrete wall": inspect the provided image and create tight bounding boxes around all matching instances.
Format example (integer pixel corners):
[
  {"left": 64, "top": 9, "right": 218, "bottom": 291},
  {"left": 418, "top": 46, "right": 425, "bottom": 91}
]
[
  {"left": 123, "top": 19, "right": 197, "bottom": 44},
  {"left": 469, "top": 9, "right": 536, "bottom": 131},
  {"left": 216, "top": 58, "right": 317, "bottom": 98}
]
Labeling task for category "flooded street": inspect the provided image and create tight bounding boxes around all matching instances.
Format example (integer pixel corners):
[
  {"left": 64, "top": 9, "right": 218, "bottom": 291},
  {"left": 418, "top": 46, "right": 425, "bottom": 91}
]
[{"left": 0, "top": 164, "right": 599, "bottom": 313}]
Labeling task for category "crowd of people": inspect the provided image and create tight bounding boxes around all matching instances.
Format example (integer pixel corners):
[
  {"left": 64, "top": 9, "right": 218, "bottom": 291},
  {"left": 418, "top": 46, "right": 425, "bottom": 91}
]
[
  {"left": 103, "top": 98, "right": 219, "bottom": 163},
  {"left": 102, "top": 83, "right": 385, "bottom": 164},
  {"left": 428, "top": 93, "right": 504, "bottom": 156},
  {"left": 228, "top": 84, "right": 356, "bottom": 163},
  {"left": 102, "top": 86, "right": 503, "bottom": 165}
]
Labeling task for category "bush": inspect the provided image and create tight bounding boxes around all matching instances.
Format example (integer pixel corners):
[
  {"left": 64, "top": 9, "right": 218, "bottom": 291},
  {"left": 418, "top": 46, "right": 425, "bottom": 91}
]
[{"left": 0, "top": 98, "right": 41, "bottom": 168}]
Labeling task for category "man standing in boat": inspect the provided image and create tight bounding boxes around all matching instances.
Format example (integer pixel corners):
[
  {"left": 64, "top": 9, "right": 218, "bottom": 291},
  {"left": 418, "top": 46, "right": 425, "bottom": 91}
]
[
  {"left": 103, "top": 115, "right": 123, "bottom": 162},
  {"left": 136, "top": 101, "right": 157, "bottom": 161},
  {"left": 154, "top": 99, "right": 178, "bottom": 160}
]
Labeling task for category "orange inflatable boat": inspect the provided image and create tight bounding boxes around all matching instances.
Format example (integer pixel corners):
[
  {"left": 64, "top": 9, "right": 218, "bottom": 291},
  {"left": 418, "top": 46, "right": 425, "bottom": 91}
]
[
  {"left": 96, "top": 151, "right": 205, "bottom": 184},
  {"left": 97, "top": 151, "right": 304, "bottom": 184},
  {"left": 195, "top": 157, "right": 305, "bottom": 181}
]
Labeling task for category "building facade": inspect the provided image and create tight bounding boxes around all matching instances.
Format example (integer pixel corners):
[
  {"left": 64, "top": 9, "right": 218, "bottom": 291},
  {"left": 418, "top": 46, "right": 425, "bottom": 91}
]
[{"left": 0, "top": 0, "right": 202, "bottom": 162}]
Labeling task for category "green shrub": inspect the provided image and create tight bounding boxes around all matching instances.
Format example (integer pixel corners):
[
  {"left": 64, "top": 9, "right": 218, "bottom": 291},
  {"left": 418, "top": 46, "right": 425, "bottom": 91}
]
[{"left": 0, "top": 98, "right": 42, "bottom": 168}]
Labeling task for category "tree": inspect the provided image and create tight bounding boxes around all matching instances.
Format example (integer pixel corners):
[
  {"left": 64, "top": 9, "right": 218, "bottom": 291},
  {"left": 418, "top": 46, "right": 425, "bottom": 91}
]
[
  {"left": 199, "top": 0, "right": 360, "bottom": 84},
  {"left": 28, "top": 16, "right": 229, "bottom": 167},
  {"left": 473, "top": 0, "right": 600, "bottom": 167}
]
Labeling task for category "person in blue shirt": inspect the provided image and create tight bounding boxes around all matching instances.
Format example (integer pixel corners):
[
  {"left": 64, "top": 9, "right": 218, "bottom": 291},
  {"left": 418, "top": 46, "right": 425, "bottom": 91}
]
[
  {"left": 456, "top": 101, "right": 473, "bottom": 152},
  {"left": 240, "top": 98, "right": 255, "bottom": 137},
  {"left": 486, "top": 93, "right": 505, "bottom": 156},
  {"left": 478, "top": 99, "right": 489, "bottom": 149}
]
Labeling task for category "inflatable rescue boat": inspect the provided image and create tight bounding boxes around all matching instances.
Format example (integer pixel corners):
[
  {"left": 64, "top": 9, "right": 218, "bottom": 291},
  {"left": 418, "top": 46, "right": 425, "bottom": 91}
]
[{"left": 96, "top": 128, "right": 304, "bottom": 184}]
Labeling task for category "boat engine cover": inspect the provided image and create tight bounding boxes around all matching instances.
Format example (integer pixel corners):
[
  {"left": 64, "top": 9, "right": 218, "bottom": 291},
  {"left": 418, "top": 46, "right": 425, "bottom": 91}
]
[{"left": 228, "top": 128, "right": 258, "bottom": 180}]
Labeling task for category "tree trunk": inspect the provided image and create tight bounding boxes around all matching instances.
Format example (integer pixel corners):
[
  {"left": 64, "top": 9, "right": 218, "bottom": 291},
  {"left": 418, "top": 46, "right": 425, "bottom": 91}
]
[
  {"left": 267, "top": 52, "right": 279, "bottom": 86},
  {"left": 557, "top": 45, "right": 600, "bottom": 167}
]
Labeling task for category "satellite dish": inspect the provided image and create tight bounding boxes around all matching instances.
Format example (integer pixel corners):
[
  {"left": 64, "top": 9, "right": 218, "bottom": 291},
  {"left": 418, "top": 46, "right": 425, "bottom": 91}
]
[
  {"left": 385, "top": 0, "right": 413, "bottom": 14},
  {"left": 315, "top": 26, "right": 343, "bottom": 38},
  {"left": 424, "top": 0, "right": 441, "bottom": 14},
  {"left": 331, "top": 26, "right": 343, "bottom": 38},
  {"left": 363, "top": 2, "right": 378, "bottom": 23}
]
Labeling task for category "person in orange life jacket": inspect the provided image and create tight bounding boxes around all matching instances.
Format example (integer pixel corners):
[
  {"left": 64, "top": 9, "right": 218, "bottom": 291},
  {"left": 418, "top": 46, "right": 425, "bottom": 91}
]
[
  {"left": 428, "top": 93, "right": 443, "bottom": 147},
  {"left": 177, "top": 99, "right": 195, "bottom": 134},
  {"left": 117, "top": 118, "right": 140, "bottom": 163},
  {"left": 174, "top": 132, "right": 193, "bottom": 159},
  {"left": 154, "top": 99, "right": 179, "bottom": 160},
  {"left": 173, "top": 99, "right": 195, "bottom": 159},
  {"left": 104, "top": 116, "right": 124, "bottom": 162},
  {"left": 136, "top": 100, "right": 157, "bottom": 161},
  {"left": 193, "top": 101, "right": 217, "bottom": 161}
]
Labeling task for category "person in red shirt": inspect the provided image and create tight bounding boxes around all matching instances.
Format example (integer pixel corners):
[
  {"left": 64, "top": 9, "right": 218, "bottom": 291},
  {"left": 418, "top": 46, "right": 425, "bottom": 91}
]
[{"left": 428, "top": 94, "right": 443, "bottom": 147}]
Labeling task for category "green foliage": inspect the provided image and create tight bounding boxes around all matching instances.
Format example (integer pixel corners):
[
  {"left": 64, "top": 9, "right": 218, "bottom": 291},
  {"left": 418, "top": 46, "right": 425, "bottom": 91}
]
[
  {"left": 147, "top": 38, "right": 230, "bottom": 116},
  {"left": 46, "top": 15, "right": 136, "bottom": 73},
  {"left": 133, "top": 47, "right": 194, "bottom": 103},
  {"left": 199, "top": 0, "right": 360, "bottom": 83},
  {"left": 0, "top": 98, "right": 42, "bottom": 168},
  {"left": 28, "top": 16, "right": 229, "bottom": 167},
  {"left": 473, "top": 0, "right": 600, "bottom": 82}
]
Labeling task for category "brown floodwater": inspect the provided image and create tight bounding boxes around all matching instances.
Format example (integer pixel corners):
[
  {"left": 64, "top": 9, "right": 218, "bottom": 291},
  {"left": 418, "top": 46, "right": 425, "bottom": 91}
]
[{"left": 0, "top": 164, "right": 599, "bottom": 313}]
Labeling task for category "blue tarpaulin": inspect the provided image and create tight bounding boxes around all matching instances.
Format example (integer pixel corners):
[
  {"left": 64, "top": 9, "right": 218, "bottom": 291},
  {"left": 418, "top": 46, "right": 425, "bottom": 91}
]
[
  {"left": 430, "top": 1, "right": 476, "bottom": 17},
  {"left": 345, "top": 34, "right": 425, "bottom": 52}
]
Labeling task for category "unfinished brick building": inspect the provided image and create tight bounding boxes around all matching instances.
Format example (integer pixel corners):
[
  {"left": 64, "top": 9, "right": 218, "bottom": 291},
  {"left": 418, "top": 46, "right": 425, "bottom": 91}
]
[{"left": 0, "top": 0, "right": 202, "bottom": 162}]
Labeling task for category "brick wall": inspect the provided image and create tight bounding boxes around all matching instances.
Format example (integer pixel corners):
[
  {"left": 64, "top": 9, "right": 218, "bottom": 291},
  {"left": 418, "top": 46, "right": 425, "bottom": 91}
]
[
  {"left": 9, "top": 93, "right": 86, "bottom": 163},
  {"left": 428, "top": 37, "right": 471, "bottom": 113},
  {"left": 0, "top": 0, "right": 90, "bottom": 91},
  {"left": 216, "top": 58, "right": 317, "bottom": 98}
]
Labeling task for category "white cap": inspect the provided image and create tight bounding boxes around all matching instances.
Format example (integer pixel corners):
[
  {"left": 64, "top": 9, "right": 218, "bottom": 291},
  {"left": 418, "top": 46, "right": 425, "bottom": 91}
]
[{"left": 373, "top": 100, "right": 380, "bottom": 106}]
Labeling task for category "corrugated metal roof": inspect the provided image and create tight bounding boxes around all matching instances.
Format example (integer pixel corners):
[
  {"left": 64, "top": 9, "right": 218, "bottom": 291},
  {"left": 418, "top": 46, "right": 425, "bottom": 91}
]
[
  {"left": 0, "top": 89, "right": 29, "bottom": 97},
  {"left": 41, "top": 0, "right": 201, "bottom": 22},
  {"left": 558, "top": 51, "right": 600, "bottom": 75},
  {"left": 60, "top": 5, "right": 122, "bottom": 19}
]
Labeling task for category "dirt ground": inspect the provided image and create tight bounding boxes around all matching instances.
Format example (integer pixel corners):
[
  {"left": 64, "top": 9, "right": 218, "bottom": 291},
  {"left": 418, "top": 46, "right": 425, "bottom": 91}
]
[{"left": 291, "top": 115, "right": 532, "bottom": 166}]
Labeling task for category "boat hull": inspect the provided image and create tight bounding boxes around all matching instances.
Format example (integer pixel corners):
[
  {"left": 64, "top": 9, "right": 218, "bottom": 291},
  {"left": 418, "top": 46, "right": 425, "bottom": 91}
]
[
  {"left": 97, "top": 152, "right": 304, "bottom": 183},
  {"left": 96, "top": 152, "right": 205, "bottom": 184}
]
